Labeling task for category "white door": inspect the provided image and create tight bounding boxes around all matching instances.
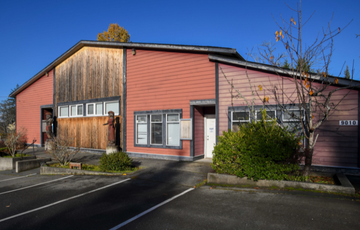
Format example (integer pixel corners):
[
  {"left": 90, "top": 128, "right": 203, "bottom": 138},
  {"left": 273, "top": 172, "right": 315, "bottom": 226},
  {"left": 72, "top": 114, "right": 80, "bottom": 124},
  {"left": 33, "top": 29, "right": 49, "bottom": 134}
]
[{"left": 204, "top": 115, "right": 216, "bottom": 158}]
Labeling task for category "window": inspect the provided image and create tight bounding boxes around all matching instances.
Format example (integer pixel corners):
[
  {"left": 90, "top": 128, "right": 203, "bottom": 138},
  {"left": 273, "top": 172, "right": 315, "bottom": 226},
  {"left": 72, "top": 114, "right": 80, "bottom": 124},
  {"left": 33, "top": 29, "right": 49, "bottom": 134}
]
[
  {"left": 151, "top": 115, "right": 162, "bottom": 145},
  {"left": 166, "top": 114, "right": 180, "bottom": 146},
  {"left": 136, "top": 115, "right": 147, "bottom": 145},
  {"left": 105, "top": 101, "right": 119, "bottom": 115},
  {"left": 230, "top": 106, "right": 304, "bottom": 139},
  {"left": 134, "top": 109, "right": 182, "bottom": 149},
  {"left": 231, "top": 111, "right": 250, "bottom": 132},
  {"left": 69, "top": 104, "right": 83, "bottom": 117},
  {"left": 59, "top": 106, "right": 69, "bottom": 118},
  {"left": 282, "top": 109, "right": 304, "bottom": 138},
  {"left": 86, "top": 103, "right": 103, "bottom": 116}
]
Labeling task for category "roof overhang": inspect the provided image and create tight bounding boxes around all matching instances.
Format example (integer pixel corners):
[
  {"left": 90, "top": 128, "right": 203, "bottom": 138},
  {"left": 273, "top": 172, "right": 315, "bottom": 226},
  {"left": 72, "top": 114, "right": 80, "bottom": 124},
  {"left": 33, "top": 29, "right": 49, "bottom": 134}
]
[
  {"left": 209, "top": 54, "right": 360, "bottom": 89},
  {"left": 10, "top": 41, "right": 243, "bottom": 97}
]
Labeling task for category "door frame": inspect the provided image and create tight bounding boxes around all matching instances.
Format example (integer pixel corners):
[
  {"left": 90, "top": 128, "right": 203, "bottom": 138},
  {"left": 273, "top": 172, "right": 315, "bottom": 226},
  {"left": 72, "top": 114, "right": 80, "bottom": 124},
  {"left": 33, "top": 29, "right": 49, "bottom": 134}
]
[{"left": 204, "top": 114, "right": 216, "bottom": 158}]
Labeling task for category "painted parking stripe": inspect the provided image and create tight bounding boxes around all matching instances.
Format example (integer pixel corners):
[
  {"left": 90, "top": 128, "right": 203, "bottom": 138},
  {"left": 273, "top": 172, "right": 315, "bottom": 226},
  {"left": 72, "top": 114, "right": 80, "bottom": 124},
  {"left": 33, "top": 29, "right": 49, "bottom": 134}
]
[
  {"left": 109, "top": 187, "right": 195, "bottom": 230},
  {"left": 0, "top": 178, "right": 131, "bottom": 223},
  {"left": 0, "top": 175, "right": 74, "bottom": 196},
  {"left": 0, "top": 173, "right": 37, "bottom": 182}
]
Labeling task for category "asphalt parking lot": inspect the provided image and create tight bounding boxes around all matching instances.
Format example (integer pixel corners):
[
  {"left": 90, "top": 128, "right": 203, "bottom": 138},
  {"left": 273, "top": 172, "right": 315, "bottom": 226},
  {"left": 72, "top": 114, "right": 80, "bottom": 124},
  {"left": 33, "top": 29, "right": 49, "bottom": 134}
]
[{"left": 1, "top": 154, "right": 360, "bottom": 230}]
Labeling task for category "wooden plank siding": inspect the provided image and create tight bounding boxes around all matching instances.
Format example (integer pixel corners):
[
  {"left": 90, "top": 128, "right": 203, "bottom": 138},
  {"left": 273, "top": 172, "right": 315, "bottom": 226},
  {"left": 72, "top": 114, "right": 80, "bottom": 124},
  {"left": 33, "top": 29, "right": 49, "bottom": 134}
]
[
  {"left": 194, "top": 106, "right": 204, "bottom": 156},
  {"left": 218, "top": 63, "right": 358, "bottom": 167},
  {"left": 126, "top": 49, "right": 215, "bottom": 157},
  {"left": 55, "top": 47, "right": 123, "bottom": 149},
  {"left": 16, "top": 70, "right": 54, "bottom": 145}
]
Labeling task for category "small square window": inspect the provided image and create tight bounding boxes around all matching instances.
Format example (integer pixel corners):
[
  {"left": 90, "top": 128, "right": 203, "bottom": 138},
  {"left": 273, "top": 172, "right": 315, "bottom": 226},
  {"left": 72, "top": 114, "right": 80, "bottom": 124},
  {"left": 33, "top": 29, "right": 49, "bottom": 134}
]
[
  {"left": 59, "top": 106, "right": 69, "bottom": 117},
  {"left": 104, "top": 101, "right": 119, "bottom": 115}
]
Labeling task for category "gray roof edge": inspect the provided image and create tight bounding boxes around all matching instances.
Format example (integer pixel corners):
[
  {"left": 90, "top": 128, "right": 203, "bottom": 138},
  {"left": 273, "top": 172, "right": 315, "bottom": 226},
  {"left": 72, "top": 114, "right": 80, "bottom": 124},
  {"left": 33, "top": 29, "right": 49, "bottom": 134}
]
[
  {"left": 10, "top": 41, "right": 241, "bottom": 97},
  {"left": 209, "top": 54, "right": 360, "bottom": 89}
]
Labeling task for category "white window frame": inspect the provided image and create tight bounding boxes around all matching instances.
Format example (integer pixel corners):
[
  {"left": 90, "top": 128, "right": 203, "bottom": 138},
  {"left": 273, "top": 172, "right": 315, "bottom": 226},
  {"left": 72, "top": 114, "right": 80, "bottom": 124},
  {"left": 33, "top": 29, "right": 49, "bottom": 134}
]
[
  {"left": 86, "top": 102, "right": 103, "bottom": 116},
  {"left": 150, "top": 114, "right": 163, "bottom": 145},
  {"left": 231, "top": 111, "right": 250, "bottom": 131},
  {"left": 136, "top": 115, "right": 147, "bottom": 145},
  {"left": 255, "top": 110, "right": 276, "bottom": 121},
  {"left": 104, "top": 101, "right": 120, "bottom": 115},
  {"left": 69, "top": 104, "right": 83, "bottom": 117},
  {"left": 58, "top": 106, "right": 69, "bottom": 118},
  {"left": 166, "top": 113, "right": 180, "bottom": 146}
]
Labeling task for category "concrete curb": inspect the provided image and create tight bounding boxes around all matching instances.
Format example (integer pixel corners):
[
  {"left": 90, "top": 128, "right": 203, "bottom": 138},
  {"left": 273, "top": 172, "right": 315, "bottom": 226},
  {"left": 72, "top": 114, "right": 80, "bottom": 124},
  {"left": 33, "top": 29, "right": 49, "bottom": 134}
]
[
  {"left": 207, "top": 173, "right": 355, "bottom": 195},
  {"left": 16, "top": 158, "right": 51, "bottom": 173},
  {"left": 0, "top": 156, "right": 36, "bottom": 170},
  {"left": 40, "top": 166, "right": 137, "bottom": 176}
]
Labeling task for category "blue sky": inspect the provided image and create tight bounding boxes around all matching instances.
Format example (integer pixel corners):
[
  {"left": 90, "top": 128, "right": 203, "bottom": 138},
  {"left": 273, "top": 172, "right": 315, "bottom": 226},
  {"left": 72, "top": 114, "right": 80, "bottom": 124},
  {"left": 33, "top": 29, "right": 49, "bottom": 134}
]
[{"left": 0, "top": 0, "right": 359, "bottom": 98}]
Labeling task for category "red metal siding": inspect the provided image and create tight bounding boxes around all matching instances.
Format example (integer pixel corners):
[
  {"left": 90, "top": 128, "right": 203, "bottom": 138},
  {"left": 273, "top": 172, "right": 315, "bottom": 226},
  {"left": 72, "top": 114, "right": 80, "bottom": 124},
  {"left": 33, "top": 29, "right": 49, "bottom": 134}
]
[
  {"left": 126, "top": 50, "right": 215, "bottom": 156},
  {"left": 218, "top": 63, "right": 358, "bottom": 167},
  {"left": 16, "top": 70, "right": 53, "bottom": 145}
]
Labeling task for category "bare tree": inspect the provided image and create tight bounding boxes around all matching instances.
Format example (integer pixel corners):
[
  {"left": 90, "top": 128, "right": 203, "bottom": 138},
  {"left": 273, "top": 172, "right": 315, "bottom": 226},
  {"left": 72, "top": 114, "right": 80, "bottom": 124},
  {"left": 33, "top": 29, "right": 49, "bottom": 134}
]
[
  {"left": 224, "top": 1, "right": 356, "bottom": 176},
  {"left": 46, "top": 136, "right": 80, "bottom": 166},
  {"left": 4, "top": 127, "right": 27, "bottom": 157}
]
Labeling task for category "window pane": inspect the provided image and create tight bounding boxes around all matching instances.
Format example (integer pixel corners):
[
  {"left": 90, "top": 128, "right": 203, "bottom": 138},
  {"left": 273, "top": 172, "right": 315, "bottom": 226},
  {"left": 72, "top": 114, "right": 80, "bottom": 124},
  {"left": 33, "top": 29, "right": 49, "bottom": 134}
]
[
  {"left": 167, "top": 123, "right": 180, "bottom": 146},
  {"left": 77, "top": 105, "right": 83, "bottom": 116},
  {"left": 233, "top": 112, "right": 249, "bottom": 121},
  {"left": 151, "top": 115, "right": 162, "bottom": 122},
  {"left": 283, "top": 122, "right": 303, "bottom": 137},
  {"left": 137, "top": 123, "right": 147, "bottom": 144},
  {"left": 71, "top": 106, "right": 76, "bottom": 116},
  {"left": 137, "top": 115, "right": 146, "bottom": 122},
  {"left": 88, "top": 104, "right": 94, "bottom": 115},
  {"left": 284, "top": 110, "right": 301, "bottom": 120},
  {"left": 167, "top": 114, "right": 179, "bottom": 122},
  {"left": 60, "top": 107, "right": 68, "bottom": 117},
  {"left": 151, "top": 123, "right": 162, "bottom": 144},
  {"left": 257, "top": 111, "right": 275, "bottom": 120},
  {"left": 96, "top": 103, "right": 103, "bottom": 115},
  {"left": 105, "top": 102, "right": 119, "bottom": 114}
]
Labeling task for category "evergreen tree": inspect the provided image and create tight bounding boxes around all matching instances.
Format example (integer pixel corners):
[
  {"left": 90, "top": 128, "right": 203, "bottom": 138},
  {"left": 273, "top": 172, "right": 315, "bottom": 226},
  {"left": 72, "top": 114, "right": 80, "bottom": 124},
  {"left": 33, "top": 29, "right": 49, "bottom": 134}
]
[{"left": 344, "top": 65, "right": 351, "bottom": 79}]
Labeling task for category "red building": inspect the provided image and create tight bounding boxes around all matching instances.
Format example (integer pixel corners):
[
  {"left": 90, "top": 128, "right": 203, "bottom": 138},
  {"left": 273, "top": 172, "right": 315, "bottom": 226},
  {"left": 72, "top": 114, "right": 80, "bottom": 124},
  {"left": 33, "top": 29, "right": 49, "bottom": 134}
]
[{"left": 10, "top": 41, "right": 360, "bottom": 168}]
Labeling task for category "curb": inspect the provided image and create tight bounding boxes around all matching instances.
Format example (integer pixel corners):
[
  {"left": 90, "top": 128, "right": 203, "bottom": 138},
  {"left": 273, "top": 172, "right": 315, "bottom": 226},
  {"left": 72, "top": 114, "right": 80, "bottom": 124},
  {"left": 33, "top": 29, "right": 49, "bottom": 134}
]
[
  {"left": 207, "top": 173, "right": 355, "bottom": 195},
  {"left": 40, "top": 166, "right": 138, "bottom": 176}
]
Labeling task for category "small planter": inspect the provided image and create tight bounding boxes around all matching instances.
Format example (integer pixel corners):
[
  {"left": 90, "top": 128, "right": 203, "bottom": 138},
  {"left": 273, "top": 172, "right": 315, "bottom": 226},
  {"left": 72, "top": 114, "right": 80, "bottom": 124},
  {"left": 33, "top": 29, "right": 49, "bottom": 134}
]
[
  {"left": 0, "top": 156, "right": 36, "bottom": 170},
  {"left": 207, "top": 173, "right": 355, "bottom": 195}
]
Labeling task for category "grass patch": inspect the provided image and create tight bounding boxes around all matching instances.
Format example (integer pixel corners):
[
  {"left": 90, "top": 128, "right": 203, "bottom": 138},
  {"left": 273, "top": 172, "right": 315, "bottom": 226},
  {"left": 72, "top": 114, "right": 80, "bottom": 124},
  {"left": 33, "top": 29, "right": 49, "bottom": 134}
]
[
  {"left": 0, "top": 147, "right": 8, "bottom": 152},
  {"left": 1, "top": 153, "right": 32, "bottom": 158},
  {"left": 48, "top": 163, "right": 138, "bottom": 174},
  {"left": 309, "top": 176, "right": 335, "bottom": 185},
  {"left": 194, "top": 179, "right": 207, "bottom": 188}
]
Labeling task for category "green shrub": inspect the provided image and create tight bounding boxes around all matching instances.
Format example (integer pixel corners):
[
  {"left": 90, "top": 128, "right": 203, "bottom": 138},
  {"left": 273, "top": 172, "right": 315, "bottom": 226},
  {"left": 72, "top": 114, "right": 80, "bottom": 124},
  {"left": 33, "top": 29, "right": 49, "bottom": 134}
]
[
  {"left": 99, "top": 151, "right": 132, "bottom": 172},
  {"left": 212, "top": 110, "right": 305, "bottom": 181}
]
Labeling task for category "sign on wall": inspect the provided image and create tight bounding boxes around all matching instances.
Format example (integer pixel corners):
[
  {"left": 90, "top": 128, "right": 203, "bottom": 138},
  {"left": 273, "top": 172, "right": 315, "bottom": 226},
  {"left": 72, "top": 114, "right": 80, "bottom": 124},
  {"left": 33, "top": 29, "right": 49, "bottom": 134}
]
[
  {"left": 180, "top": 119, "right": 192, "bottom": 140},
  {"left": 339, "top": 120, "right": 358, "bottom": 126}
]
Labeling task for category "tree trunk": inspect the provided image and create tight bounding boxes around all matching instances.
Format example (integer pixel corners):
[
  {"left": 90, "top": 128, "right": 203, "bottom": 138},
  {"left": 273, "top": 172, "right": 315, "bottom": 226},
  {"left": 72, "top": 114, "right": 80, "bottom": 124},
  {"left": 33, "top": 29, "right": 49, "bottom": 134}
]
[{"left": 303, "top": 147, "right": 313, "bottom": 177}]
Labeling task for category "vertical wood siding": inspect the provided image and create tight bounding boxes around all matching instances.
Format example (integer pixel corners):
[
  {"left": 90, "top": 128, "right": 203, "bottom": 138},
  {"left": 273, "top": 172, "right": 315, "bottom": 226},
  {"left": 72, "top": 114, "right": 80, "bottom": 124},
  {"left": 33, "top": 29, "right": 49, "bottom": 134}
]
[
  {"left": 55, "top": 47, "right": 123, "bottom": 149},
  {"left": 16, "top": 70, "right": 54, "bottom": 145},
  {"left": 126, "top": 49, "right": 215, "bottom": 156},
  {"left": 194, "top": 107, "right": 204, "bottom": 156},
  {"left": 218, "top": 63, "right": 358, "bottom": 167},
  {"left": 57, "top": 116, "right": 121, "bottom": 149}
]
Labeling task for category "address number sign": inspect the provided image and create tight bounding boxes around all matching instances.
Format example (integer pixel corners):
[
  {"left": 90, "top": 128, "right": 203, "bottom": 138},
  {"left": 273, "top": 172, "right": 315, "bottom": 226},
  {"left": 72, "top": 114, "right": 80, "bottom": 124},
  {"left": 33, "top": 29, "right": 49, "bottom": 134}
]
[{"left": 339, "top": 120, "right": 358, "bottom": 126}]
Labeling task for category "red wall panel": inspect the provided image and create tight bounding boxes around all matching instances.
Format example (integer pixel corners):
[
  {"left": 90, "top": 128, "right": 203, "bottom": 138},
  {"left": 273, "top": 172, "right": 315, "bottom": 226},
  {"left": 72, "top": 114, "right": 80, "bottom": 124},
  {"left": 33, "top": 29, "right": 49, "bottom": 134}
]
[
  {"left": 126, "top": 50, "right": 215, "bottom": 156},
  {"left": 16, "top": 70, "right": 53, "bottom": 145},
  {"left": 218, "top": 63, "right": 358, "bottom": 167},
  {"left": 194, "top": 106, "right": 204, "bottom": 156}
]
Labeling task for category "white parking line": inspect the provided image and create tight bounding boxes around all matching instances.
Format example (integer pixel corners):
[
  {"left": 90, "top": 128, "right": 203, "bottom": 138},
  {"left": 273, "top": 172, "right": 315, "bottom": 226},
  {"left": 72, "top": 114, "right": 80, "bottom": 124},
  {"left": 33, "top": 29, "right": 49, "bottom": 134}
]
[
  {"left": 0, "top": 178, "right": 131, "bottom": 223},
  {"left": 109, "top": 187, "right": 195, "bottom": 230},
  {"left": 0, "top": 175, "right": 74, "bottom": 196},
  {"left": 0, "top": 173, "right": 37, "bottom": 182}
]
